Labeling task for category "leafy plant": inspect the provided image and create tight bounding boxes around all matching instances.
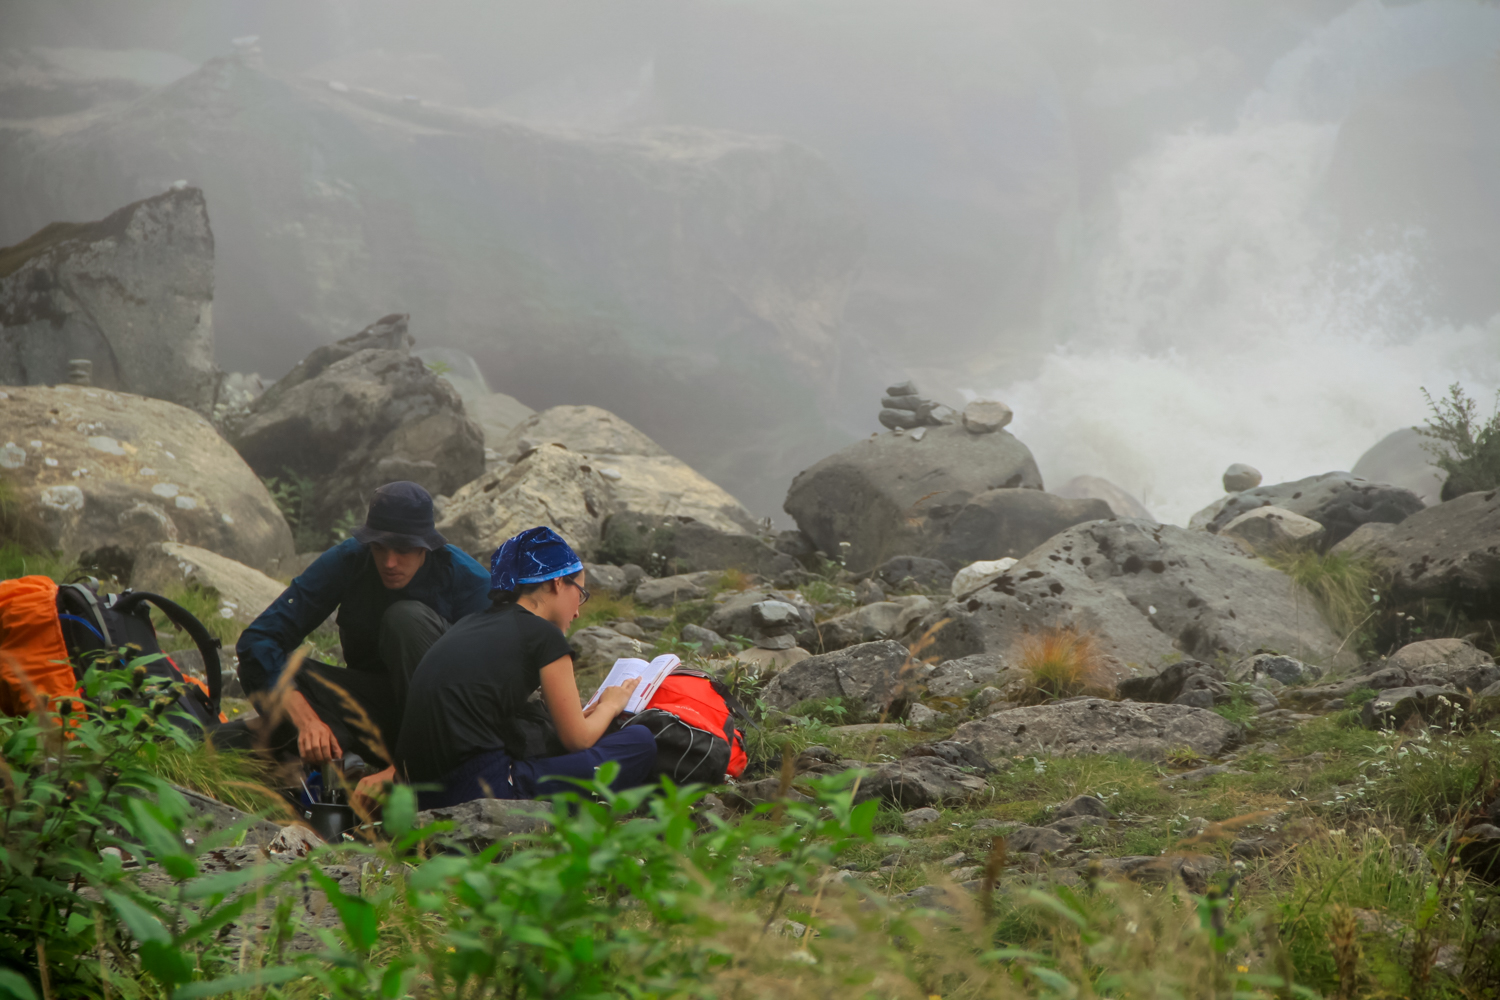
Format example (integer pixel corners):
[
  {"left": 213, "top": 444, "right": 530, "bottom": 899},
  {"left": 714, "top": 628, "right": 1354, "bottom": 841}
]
[
  {"left": 0, "top": 543, "right": 78, "bottom": 584},
  {"left": 1418, "top": 383, "right": 1500, "bottom": 500},
  {"left": 1212, "top": 682, "right": 1260, "bottom": 727},
  {"left": 1013, "top": 627, "right": 1107, "bottom": 703},
  {"left": 261, "top": 469, "right": 331, "bottom": 551}
]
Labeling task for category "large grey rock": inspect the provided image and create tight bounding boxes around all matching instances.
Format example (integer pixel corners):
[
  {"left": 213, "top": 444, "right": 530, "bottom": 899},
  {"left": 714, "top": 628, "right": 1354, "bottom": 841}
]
[
  {"left": 1117, "top": 660, "right": 1230, "bottom": 707},
  {"left": 414, "top": 798, "right": 552, "bottom": 849},
  {"left": 132, "top": 543, "right": 286, "bottom": 626},
  {"left": 1228, "top": 653, "right": 1321, "bottom": 686},
  {"left": 922, "top": 653, "right": 1015, "bottom": 698},
  {"left": 961, "top": 400, "right": 1013, "bottom": 434},
  {"left": 1008, "top": 825, "right": 1073, "bottom": 855},
  {"left": 704, "top": 589, "right": 815, "bottom": 644},
  {"left": 412, "top": 346, "right": 533, "bottom": 448},
  {"left": 0, "top": 187, "right": 218, "bottom": 415},
  {"left": 1218, "top": 506, "right": 1325, "bottom": 555},
  {"left": 0, "top": 385, "right": 294, "bottom": 574},
  {"left": 950, "top": 558, "right": 1018, "bottom": 598},
  {"left": 760, "top": 640, "right": 915, "bottom": 718},
  {"left": 228, "top": 315, "right": 485, "bottom": 536},
  {"left": 784, "top": 423, "right": 1043, "bottom": 573},
  {"left": 596, "top": 512, "right": 795, "bottom": 578},
  {"left": 632, "top": 571, "right": 719, "bottom": 608},
  {"left": 438, "top": 443, "right": 616, "bottom": 561},
  {"left": 1352, "top": 428, "right": 1448, "bottom": 506},
  {"left": 813, "top": 596, "right": 933, "bottom": 652},
  {"left": 1054, "top": 475, "right": 1155, "bottom": 521},
  {"left": 926, "top": 489, "right": 1113, "bottom": 566},
  {"left": 1331, "top": 490, "right": 1500, "bottom": 609},
  {"left": 953, "top": 698, "right": 1240, "bottom": 761},
  {"left": 568, "top": 626, "right": 645, "bottom": 672},
  {"left": 1222, "top": 464, "right": 1262, "bottom": 493},
  {"left": 852, "top": 756, "right": 989, "bottom": 809},
  {"left": 499, "top": 406, "right": 757, "bottom": 534},
  {"left": 1361, "top": 686, "right": 1469, "bottom": 730},
  {"left": 1206, "top": 472, "right": 1423, "bottom": 549},
  {"left": 875, "top": 556, "right": 955, "bottom": 593},
  {"left": 923, "top": 519, "right": 1348, "bottom": 677}
]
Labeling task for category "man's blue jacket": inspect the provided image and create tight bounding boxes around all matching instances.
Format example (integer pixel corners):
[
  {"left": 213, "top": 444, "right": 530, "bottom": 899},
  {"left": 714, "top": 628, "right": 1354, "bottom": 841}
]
[{"left": 236, "top": 538, "right": 491, "bottom": 694}]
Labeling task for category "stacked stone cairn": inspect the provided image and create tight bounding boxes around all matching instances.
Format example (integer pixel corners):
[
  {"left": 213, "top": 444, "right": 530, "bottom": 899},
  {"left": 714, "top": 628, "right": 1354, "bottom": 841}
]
[{"left": 878, "top": 380, "right": 956, "bottom": 432}]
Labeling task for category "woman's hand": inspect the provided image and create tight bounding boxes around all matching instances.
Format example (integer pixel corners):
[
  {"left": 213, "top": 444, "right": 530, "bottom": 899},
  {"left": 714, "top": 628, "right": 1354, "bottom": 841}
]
[
  {"left": 352, "top": 765, "right": 396, "bottom": 815},
  {"left": 595, "top": 676, "right": 641, "bottom": 716}
]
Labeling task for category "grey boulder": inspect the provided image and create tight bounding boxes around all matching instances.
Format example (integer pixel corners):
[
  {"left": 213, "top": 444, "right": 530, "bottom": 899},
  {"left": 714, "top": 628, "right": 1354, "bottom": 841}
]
[
  {"left": 1361, "top": 686, "right": 1469, "bottom": 730},
  {"left": 760, "top": 640, "right": 916, "bottom": 718},
  {"left": 813, "top": 596, "right": 933, "bottom": 652},
  {"left": 0, "top": 385, "right": 294, "bottom": 574},
  {"left": 1222, "top": 464, "right": 1263, "bottom": 493},
  {"left": 1228, "top": 653, "right": 1321, "bottom": 686},
  {"left": 1332, "top": 490, "right": 1500, "bottom": 610},
  {"left": 0, "top": 187, "right": 219, "bottom": 415},
  {"left": 922, "top": 652, "right": 1014, "bottom": 698},
  {"left": 228, "top": 314, "right": 484, "bottom": 537},
  {"left": 568, "top": 626, "right": 645, "bottom": 672},
  {"left": 1206, "top": 472, "right": 1423, "bottom": 548},
  {"left": 925, "top": 489, "right": 1113, "bottom": 567},
  {"left": 632, "top": 571, "right": 718, "bottom": 608},
  {"left": 1054, "top": 475, "right": 1155, "bottom": 521},
  {"left": 923, "top": 518, "right": 1348, "bottom": 677},
  {"left": 705, "top": 589, "right": 816, "bottom": 645},
  {"left": 953, "top": 698, "right": 1239, "bottom": 762},
  {"left": 875, "top": 556, "right": 955, "bottom": 593},
  {"left": 853, "top": 756, "right": 990, "bottom": 809},
  {"left": 596, "top": 512, "right": 795, "bottom": 578},
  {"left": 784, "top": 423, "right": 1043, "bottom": 573}
]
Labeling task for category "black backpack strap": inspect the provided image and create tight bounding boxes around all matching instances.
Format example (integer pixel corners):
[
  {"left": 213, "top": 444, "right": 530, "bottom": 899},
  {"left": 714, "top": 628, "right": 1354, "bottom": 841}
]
[{"left": 113, "top": 591, "right": 223, "bottom": 708}]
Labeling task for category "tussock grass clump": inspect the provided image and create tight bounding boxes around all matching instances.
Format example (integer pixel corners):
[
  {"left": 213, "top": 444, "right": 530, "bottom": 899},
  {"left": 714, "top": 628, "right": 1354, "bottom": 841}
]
[
  {"left": 1013, "top": 627, "right": 1108, "bottom": 703},
  {"left": 1264, "top": 548, "right": 1380, "bottom": 640}
]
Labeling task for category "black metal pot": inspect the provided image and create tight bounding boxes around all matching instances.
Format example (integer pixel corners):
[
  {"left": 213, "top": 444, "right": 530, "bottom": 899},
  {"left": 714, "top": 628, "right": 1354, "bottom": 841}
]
[{"left": 305, "top": 802, "right": 356, "bottom": 842}]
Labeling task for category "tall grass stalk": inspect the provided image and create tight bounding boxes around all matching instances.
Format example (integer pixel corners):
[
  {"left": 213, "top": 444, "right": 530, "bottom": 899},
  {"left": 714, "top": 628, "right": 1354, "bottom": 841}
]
[{"left": 1264, "top": 549, "right": 1379, "bottom": 639}]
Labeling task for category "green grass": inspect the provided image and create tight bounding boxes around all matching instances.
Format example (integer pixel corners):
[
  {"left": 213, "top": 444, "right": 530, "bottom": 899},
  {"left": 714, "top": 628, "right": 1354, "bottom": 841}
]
[
  {"left": 0, "top": 542, "right": 79, "bottom": 583},
  {"left": 136, "top": 740, "right": 289, "bottom": 818},
  {"left": 1263, "top": 548, "right": 1380, "bottom": 646}
]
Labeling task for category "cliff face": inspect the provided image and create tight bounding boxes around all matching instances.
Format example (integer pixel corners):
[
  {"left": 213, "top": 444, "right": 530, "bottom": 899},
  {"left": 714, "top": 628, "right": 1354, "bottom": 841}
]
[
  {"left": 0, "top": 55, "right": 863, "bottom": 514},
  {"left": 0, "top": 187, "right": 218, "bottom": 415}
]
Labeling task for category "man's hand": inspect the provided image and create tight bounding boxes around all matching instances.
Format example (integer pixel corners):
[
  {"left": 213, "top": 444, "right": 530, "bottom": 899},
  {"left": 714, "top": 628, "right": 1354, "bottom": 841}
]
[
  {"left": 286, "top": 690, "right": 342, "bottom": 763},
  {"left": 595, "top": 676, "right": 642, "bottom": 717},
  {"left": 352, "top": 765, "right": 397, "bottom": 815}
]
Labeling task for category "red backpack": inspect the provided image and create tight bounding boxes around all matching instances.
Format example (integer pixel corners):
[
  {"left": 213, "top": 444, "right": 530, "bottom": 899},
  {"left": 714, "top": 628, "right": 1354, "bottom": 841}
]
[{"left": 625, "top": 668, "right": 749, "bottom": 786}]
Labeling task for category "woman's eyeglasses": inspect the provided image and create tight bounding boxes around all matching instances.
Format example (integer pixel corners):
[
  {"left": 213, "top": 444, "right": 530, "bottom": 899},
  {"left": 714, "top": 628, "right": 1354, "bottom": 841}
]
[{"left": 566, "top": 578, "right": 590, "bottom": 605}]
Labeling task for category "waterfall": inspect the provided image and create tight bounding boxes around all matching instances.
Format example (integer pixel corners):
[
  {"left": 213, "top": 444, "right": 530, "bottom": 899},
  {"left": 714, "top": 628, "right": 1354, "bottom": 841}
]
[{"left": 989, "top": 0, "right": 1500, "bottom": 524}]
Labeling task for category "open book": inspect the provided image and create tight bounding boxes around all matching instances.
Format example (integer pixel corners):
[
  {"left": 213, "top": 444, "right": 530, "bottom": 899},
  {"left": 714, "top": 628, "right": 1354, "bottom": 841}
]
[{"left": 584, "top": 653, "right": 681, "bottom": 715}]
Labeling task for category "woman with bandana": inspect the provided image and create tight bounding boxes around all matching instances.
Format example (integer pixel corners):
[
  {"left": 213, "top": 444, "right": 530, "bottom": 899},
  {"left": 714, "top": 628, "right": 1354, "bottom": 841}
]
[{"left": 354, "top": 526, "right": 657, "bottom": 809}]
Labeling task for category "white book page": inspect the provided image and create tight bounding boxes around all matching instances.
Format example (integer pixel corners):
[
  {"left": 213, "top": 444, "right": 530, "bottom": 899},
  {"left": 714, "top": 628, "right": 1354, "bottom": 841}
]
[{"left": 584, "top": 653, "right": 680, "bottom": 714}]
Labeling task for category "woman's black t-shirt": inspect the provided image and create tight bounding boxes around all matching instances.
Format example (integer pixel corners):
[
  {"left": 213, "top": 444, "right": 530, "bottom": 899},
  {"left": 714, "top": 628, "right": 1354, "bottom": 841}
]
[{"left": 394, "top": 602, "right": 573, "bottom": 783}]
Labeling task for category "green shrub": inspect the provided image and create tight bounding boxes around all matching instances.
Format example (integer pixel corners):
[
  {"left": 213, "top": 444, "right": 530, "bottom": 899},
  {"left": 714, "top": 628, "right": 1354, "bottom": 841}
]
[
  {"left": 1419, "top": 383, "right": 1500, "bottom": 499},
  {"left": 0, "top": 542, "right": 78, "bottom": 584}
]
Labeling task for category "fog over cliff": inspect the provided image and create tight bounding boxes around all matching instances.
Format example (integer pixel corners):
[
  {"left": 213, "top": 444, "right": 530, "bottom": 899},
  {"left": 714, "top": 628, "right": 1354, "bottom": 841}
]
[{"left": 3, "top": 0, "right": 1498, "bottom": 523}]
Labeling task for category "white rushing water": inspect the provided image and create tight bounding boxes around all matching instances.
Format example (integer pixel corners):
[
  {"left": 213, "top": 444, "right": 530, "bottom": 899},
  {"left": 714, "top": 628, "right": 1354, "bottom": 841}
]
[{"left": 985, "top": 0, "right": 1500, "bottom": 525}]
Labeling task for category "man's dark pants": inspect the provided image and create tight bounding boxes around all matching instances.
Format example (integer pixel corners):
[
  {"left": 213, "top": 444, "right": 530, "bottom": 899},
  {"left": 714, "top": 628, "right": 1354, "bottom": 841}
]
[{"left": 214, "top": 600, "right": 446, "bottom": 765}]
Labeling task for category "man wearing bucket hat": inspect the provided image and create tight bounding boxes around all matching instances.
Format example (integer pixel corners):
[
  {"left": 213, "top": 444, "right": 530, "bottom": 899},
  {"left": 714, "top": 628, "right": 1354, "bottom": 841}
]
[
  {"left": 227, "top": 481, "right": 491, "bottom": 765},
  {"left": 353, "top": 526, "right": 657, "bottom": 809}
]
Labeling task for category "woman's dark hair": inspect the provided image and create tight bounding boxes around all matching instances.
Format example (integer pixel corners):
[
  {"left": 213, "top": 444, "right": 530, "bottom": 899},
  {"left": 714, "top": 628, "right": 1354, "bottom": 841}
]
[{"left": 489, "top": 570, "right": 582, "bottom": 608}]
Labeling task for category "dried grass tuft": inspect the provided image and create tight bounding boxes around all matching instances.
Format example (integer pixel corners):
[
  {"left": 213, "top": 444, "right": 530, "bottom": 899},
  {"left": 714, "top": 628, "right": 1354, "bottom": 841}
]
[{"left": 1012, "top": 627, "right": 1108, "bottom": 703}]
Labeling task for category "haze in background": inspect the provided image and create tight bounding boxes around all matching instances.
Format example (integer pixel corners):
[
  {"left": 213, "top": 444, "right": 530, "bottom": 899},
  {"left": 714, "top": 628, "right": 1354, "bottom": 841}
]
[{"left": 2, "top": 0, "right": 1497, "bottom": 524}]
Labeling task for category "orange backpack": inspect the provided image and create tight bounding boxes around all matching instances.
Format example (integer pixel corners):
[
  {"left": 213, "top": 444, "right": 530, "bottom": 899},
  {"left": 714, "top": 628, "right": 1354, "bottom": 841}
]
[
  {"left": 0, "top": 576, "right": 75, "bottom": 716},
  {"left": 625, "top": 669, "right": 750, "bottom": 785}
]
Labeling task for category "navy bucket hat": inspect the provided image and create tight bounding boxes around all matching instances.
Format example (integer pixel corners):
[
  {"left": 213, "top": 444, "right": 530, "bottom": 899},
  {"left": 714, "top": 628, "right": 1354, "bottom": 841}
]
[
  {"left": 351, "top": 481, "right": 447, "bottom": 551},
  {"left": 490, "top": 526, "right": 583, "bottom": 593}
]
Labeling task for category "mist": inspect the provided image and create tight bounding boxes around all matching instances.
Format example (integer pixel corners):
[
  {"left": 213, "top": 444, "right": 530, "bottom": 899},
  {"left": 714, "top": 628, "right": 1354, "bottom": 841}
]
[{"left": 3, "top": 0, "right": 1498, "bottom": 524}]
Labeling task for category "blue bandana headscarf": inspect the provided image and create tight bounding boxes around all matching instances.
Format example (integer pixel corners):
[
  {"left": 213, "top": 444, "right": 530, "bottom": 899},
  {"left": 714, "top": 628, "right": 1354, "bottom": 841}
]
[{"left": 490, "top": 526, "right": 584, "bottom": 593}]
